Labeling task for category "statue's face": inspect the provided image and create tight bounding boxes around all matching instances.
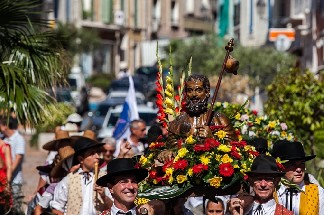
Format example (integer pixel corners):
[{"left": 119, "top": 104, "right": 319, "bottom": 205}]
[
  {"left": 186, "top": 80, "right": 209, "bottom": 102},
  {"left": 185, "top": 79, "right": 209, "bottom": 116}
]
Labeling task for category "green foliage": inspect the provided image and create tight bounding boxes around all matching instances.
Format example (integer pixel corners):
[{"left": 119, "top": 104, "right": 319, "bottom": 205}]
[
  {"left": 86, "top": 73, "right": 115, "bottom": 92},
  {"left": 167, "top": 34, "right": 296, "bottom": 90},
  {"left": 0, "top": 0, "right": 69, "bottom": 127},
  {"left": 265, "top": 68, "right": 324, "bottom": 157},
  {"left": 30, "top": 103, "right": 74, "bottom": 147},
  {"left": 50, "top": 22, "right": 101, "bottom": 57}
]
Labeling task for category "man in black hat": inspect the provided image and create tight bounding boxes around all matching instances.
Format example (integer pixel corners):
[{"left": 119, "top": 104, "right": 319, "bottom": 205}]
[
  {"left": 228, "top": 154, "right": 292, "bottom": 215},
  {"left": 51, "top": 137, "right": 111, "bottom": 215},
  {"left": 96, "top": 158, "right": 148, "bottom": 215},
  {"left": 272, "top": 140, "right": 324, "bottom": 215}
]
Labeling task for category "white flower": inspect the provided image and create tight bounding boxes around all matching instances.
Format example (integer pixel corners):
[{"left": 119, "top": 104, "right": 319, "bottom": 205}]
[
  {"left": 280, "top": 123, "right": 288, "bottom": 130},
  {"left": 270, "top": 130, "right": 280, "bottom": 136},
  {"left": 240, "top": 114, "right": 249, "bottom": 121},
  {"left": 248, "top": 131, "right": 256, "bottom": 137}
]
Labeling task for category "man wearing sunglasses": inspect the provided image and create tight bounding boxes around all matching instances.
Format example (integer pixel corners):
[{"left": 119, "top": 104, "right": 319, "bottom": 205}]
[
  {"left": 228, "top": 154, "right": 292, "bottom": 215},
  {"left": 272, "top": 140, "right": 324, "bottom": 215}
]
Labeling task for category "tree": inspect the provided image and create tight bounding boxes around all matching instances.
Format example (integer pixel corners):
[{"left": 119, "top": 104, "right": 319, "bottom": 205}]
[
  {"left": 265, "top": 68, "right": 324, "bottom": 160},
  {"left": 168, "top": 34, "right": 296, "bottom": 91},
  {"left": 0, "top": 0, "right": 68, "bottom": 127}
]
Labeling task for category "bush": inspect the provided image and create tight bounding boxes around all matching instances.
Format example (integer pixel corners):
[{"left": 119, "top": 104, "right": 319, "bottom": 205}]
[{"left": 30, "top": 103, "right": 75, "bottom": 147}]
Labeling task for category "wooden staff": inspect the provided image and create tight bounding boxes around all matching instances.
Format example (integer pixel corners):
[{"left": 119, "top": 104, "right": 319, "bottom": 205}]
[
  {"left": 94, "top": 161, "right": 99, "bottom": 182},
  {"left": 206, "top": 38, "right": 235, "bottom": 126}
]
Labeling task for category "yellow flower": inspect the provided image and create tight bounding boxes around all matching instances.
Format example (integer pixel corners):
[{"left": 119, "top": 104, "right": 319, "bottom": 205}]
[
  {"left": 165, "top": 90, "right": 173, "bottom": 98},
  {"left": 149, "top": 142, "right": 156, "bottom": 148},
  {"left": 177, "top": 148, "right": 189, "bottom": 158},
  {"left": 268, "top": 120, "right": 277, "bottom": 129},
  {"left": 139, "top": 155, "right": 148, "bottom": 165},
  {"left": 135, "top": 197, "right": 149, "bottom": 206},
  {"left": 176, "top": 175, "right": 187, "bottom": 184},
  {"left": 168, "top": 176, "right": 174, "bottom": 184},
  {"left": 165, "top": 168, "right": 173, "bottom": 176},
  {"left": 215, "top": 154, "right": 222, "bottom": 162},
  {"left": 235, "top": 113, "right": 241, "bottom": 120},
  {"left": 166, "top": 84, "right": 174, "bottom": 94},
  {"left": 216, "top": 102, "right": 222, "bottom": 107},
  {"left": 233, "top": 164, "right": 239, "bottom": 168},
  {"left": 216, "top": 130, "right": 227, "bottom": 139},
  {"left": 238, "top": 135, "right": 243, "bottom": 141},
  {"left": 221, "top": 154, "right": 233, "bottom": 163},
  {"left": 187, "top": 168, "right": 193, "bottom": 177},
  {"left": 165, "top": 97, "right": 173, "bottom": 107},
  {"left": 166, "top": 76, "right": 173, "bottom": 84},
  {"left": 218, "top": 144, "right": 231, "bottom": 153},
  {"left": 185, "top": 135, "right": 196, "bottom": 144},
  {"left": 147, "top": 153, "right": 154, "bottom": 160},
  {"left": 153, "top": 179, "right": 158, "bottom": 184},
  {"left": 281, "top": 131, "right": 287, "bottom": 137},
  {"left": 200, "top": 155, "right": 210, "bottom": 165},
  {"left": 209, "top": 177, "right": 222, "bottom": 188},
  {"left": 244, "top": 145, "right": 253, "bottom": 152},
  {"left": 287, "top": 133, "right": 294, "bottom": 141},
  {"left": 165, "top": 107, "right": 174, "bottom": 115},
  {"left": 255, "top": 118, "right": 261, "bottom": 125}
]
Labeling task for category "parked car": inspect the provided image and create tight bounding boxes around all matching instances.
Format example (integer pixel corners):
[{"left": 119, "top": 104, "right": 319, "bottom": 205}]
[
  {"left": 107, "top": 75, "right": 147, "bottom": 94},
  {"left": 97, "top": 104, "right": 158, "bottom": 139},
  {"left": 87, "top": 91, "right": 146, "bottom": 131}
]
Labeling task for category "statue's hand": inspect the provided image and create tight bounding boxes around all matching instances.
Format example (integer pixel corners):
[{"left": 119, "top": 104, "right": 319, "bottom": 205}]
[
  {"left": 157, "top": 150, "right": 175, "bottom": 163},
  {"left": 196, "top": 126, "right": 213, "bottom": 138}
]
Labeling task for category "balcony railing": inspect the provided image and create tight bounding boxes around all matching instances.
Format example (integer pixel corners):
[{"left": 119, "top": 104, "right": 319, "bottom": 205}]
[{"left": 183, "top": 16, "right": 214, "bottom": 32}]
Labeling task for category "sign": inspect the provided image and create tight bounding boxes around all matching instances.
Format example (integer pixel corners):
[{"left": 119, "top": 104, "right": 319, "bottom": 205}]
[
  {"left": 275, "top": 35, "right": 292, "bottom": 51},
  {"left": 269, "top": 28, "right": 295, "bottom": 42}
]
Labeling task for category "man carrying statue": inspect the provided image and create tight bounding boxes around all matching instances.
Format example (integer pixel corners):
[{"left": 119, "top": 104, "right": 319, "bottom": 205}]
[{"left": 157, "top": 74, "right": 238, "bottom": 164}]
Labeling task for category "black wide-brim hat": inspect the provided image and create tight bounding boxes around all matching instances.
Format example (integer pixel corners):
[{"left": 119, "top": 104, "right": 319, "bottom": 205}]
[
  {"left": 246, "top": 154, "right": 285, "bottom": 176},
  {"left": 271, "top": 140, "right": 316, "bottom": 161},
  {"left": 247, "top": 137, "right": 268, "bottom": 154},
  {"left": 73, "top": 136, "right": 104, "bottom": 157},
  {"left": 96, "top": 158, "right": 148, "bottom": 187}
]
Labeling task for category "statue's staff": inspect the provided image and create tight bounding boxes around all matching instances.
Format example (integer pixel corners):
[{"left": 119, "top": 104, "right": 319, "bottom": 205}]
[{"left": 206, "top": 38, "right": 238, "bottom": 126}]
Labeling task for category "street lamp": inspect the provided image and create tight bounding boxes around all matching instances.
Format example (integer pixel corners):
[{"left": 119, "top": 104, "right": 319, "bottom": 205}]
[{"left": 256, "top": 0, "right": 266, "bottom": 18}]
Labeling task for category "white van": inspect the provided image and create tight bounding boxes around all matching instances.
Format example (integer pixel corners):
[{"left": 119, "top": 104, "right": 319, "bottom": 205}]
[{"left": 68, "top": 66, "right": 85, "bottom": 108}]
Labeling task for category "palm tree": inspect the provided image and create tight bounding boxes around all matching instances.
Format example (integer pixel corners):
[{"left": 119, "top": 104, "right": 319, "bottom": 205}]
[{"left": 0, "top": 0, "right": 69, "bottom": 127}]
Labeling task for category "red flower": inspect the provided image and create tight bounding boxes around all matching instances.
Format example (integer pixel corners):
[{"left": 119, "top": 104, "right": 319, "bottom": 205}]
[
  {"left": 204, "top": 138, "right": 220, "bottom": 148},
  {"left": 230, "top": 146, "right": 241, "bottom": 159},
  {"left": 252, "top": 110, "right": 258, "bottom": 115},
  {"left": 219, "top": 163, "right": 234, "bottom": 177},
  {"left": 247, "top": 122, "right": 254, "bottom": 127},
  {"left": 209, "top": 125, "right": 225, "bottom": 131},
  {"left": 248, "top": 150, "right": 259, "bottom": 157},
  {"left": 276, "top": 162, "right": 285, "bottom": 171},
  {"left": 149, "top": 170, "right": 158, "bottom": 179},
  {"left": 162, "top": 160, "right": 174, "bottom": 172},
  {"left": 235, "top": 129, "right": 241, "bottom": 136},
  {"left": 174, "top": 95, "right": 180, "bottom": 101},
  {"left": 173, "top": 159, "right": 188, "bottom": 171},
  {"left": 192, "top": 164, "right": 208, "bottom": 174},
  {"left": 230, "top": 141, "right": 247, "bottom": 148},
  {"left": 244, "top": 175, "right": 249, "bottom": 180},
  {"left": 134, "top": 163, "right": 141, "bottom": 169},
  {"left": 193, "top": 144, "right": 209, "bottom": 152}
]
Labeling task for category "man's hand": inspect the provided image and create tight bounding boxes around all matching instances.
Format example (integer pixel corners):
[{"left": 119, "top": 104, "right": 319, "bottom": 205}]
[
  {"left": 157, "top": 150, "right": 174, "bottom": 163},
  {"left": 118, "top": 139, "right": 132, "bottom": 158},
  {"left": 228, "top": 198, "right": 244, "bottom": 215}
]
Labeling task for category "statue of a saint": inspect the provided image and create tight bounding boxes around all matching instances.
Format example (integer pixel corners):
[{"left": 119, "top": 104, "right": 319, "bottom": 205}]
[{"left": 157, "top": 74, "right": 237, "bottom": 163}]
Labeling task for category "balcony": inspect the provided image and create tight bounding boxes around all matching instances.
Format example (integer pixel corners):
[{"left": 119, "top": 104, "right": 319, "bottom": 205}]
[{"left": 183, "top": 16, "right": 214, "bottom": 32}]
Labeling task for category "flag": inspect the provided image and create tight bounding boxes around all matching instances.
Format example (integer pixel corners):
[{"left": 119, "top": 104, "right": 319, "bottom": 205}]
[{"left": 113, "top": 76, "right": 139, "bottom": 156}]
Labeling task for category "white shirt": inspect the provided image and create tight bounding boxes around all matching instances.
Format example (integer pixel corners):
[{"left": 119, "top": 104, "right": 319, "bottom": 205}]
[
  {"left": 110, "top": 203, "right": 136, "bottom": 215},
  {"left": 4, "top": 130, "right": 25, "bottom": 184},
  {"left": 51, "top": 169, "right": 96, "bottom": 215},
  {"left": 247, "top": 199, "right": 276, "bottom": 215},
  {"left": 277, "top": 181, "right": 324, "bottom": 215}
]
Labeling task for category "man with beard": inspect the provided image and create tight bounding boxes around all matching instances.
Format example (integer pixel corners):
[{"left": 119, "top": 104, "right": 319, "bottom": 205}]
[{"left": 157, "top": 74, "right": 237, "bottom": 163}]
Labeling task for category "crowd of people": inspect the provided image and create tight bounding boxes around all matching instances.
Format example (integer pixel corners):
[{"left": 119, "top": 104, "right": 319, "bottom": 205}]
[{"left": 0, "top": 74, "right": 323, "bottom": 215}]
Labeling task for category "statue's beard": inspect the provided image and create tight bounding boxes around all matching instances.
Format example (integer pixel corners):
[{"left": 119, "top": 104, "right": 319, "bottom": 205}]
[{"left": 185, "top": 97, "right": 208, "bottom": 116}]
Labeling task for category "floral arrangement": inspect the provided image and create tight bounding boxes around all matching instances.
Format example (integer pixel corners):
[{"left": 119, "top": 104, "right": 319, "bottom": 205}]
[
  {"left": 138, "top": 53, "right": 258, "bottom": 193},
  {"left": 212, "top": 102, "right": 297, "bottom": 150},
  {"left": 138, "top": 49, "right": 293, "bottom": 196}
]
